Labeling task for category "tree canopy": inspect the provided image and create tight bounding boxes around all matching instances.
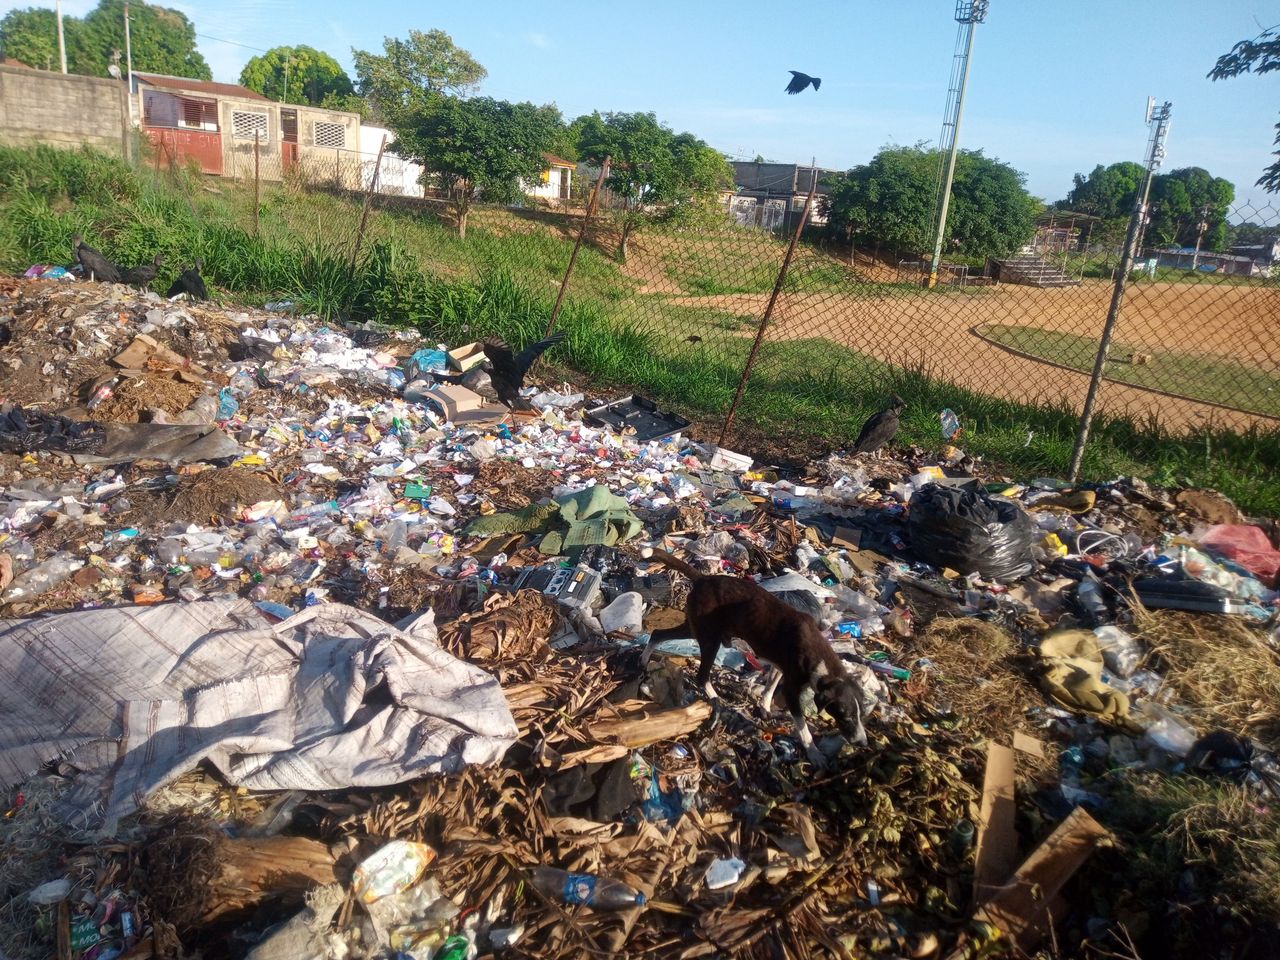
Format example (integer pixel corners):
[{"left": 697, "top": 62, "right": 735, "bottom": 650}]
[
  {"left": 1209, "top": 27, "right": 1280, "bottom": 192},
  {"left": 1064, "top": 162, "right": 1146, "bottom": 220},
  {"left": 574, "top": 111, "right": 733, "bottom": 259},
  {"left": 824, "top": 145, "right": 1039, "bottom": 258},
  {"left": 353, "top": 29, "right": 485, "bottom": 121},
  {"left": 239, "top": 45, "right": 353, "bottom": 105},
  {"left": 2, "top": 0, "right": 209, "bottom": 78},
  {"left": 391, "top": 95, "right": 561, "bottom": 239}
]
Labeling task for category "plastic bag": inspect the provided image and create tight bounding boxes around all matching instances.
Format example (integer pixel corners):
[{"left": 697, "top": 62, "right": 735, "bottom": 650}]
[
  {"left": 1198, "top": 525, "right": 1280, "bottom": 586},
  {"left": 907, "top": 482, "right": 1037, "bottom": 581},
  {"left": 0, "top": 406, "right": 106, "bottom": 454}
]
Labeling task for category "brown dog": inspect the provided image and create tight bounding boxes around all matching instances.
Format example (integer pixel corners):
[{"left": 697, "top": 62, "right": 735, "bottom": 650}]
[{"left": 639, "top": 549, "right": 869, "bottom": 764}]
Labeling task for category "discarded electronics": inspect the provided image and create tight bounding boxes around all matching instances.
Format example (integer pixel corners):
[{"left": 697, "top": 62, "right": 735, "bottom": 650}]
[
  {"left": 510, "top": 563, "right": 603, "bottom": 613},
  {"left": 585, "top": 395, "right": 691, "bottom": 442}
]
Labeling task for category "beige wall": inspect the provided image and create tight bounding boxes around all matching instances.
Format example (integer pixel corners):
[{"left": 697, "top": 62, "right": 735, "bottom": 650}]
[{"left": 0, "top": 65, "right": 130, "bottom": 156}]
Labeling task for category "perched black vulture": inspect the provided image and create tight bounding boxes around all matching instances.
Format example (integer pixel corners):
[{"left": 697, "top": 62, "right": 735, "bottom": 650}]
[
  {"left": 482, "top": 333, "right": 566, "bottom": 409},
  {"left": 71, "top": 234, "right": 121, "bottom": 283},
  {"left": 853, "top": 394, "right": 906, "bottom": 455},
  {"left": 785, "top": 71, "right": 822, "bottom": 95},
  {"left": 166, "top": 259, "right": 209, "bottom": 301},
  {"left": 122, "top": 253, "right": 166, "bottom": 289}
]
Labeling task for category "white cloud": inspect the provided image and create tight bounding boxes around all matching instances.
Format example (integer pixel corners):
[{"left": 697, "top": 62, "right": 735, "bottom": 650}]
[{"left": 526, "top": 31, "right": 549, "bottom": 49}]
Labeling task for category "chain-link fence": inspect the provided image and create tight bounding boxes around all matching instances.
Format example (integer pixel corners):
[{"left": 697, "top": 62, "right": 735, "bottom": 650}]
[{"left": 137, "top": 132, "right": 1280, "bottom": 492}]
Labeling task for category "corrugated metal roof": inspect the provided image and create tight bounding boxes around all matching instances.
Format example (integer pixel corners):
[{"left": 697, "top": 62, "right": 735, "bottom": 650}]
[{"left": 135, "top": 72, "right": 271, "bottom": 102}]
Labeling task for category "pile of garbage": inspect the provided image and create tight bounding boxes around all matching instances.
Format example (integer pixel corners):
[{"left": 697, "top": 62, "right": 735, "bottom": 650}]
[{"left": 1, "top": 275, "right": 1279, "bottom": 960}]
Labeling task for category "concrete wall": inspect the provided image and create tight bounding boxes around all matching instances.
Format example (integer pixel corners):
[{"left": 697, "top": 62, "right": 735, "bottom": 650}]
[{"left": 0, "top": 65, "right": 130, "bottom": 156}]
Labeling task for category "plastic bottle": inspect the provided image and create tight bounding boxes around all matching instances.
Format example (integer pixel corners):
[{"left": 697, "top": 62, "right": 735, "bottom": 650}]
[
  {"left": 86, "top": 377, "right": 119, "bottom": 411},
  {"left": 529, "top": 867, "right": 647, "bottom": 910},
  {"left": 1, "top": 552, "right": 85, "bottom": 603}
]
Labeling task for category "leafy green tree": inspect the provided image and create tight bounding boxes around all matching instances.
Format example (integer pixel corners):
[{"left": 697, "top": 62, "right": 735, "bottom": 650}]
[
  {"left": 0, "top": 7, "right": 66, "bottom": 70},
  {"left": 1147, "top": 167, "right": 1235, "bottom": 250},
  {"left": 1209, "top": 27, "right": 1280, "bottom": 192},
  {"left": 574, "top": 111, "right": 732, "bottom": 261},
  {"left": 391, "top": 95, "right": 561, "bottom": 239},
  {"left": 1, "top": 2, "right": 208, "bottom": 77},
  {"left": 75, "top": 0, "right": 208, "bottom": 79},
  {"left": 353, "top": 29, "right": 485, "bottom": 122},
  {"left": 1064, "top": 162, "right": 1145, "bottom": 219},
  {"left": 825, "top": 145, "right": 1038, "bottom": 258},
  {"left": 1229, "top": 221, "right": 1276, "bottom": 246},
  {"left": 239, "top": 45, "right": 352, "bottom": 105}
]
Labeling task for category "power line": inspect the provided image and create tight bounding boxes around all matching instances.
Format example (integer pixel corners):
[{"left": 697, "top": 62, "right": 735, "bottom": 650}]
[{"left": 195, "top": 32, "right": 269, "bottom": 54}]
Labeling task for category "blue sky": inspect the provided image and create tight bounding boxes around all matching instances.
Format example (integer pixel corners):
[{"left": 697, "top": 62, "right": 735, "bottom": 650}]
[{"left": 9, "top": 0, "right": 1279, "bottom": 211}]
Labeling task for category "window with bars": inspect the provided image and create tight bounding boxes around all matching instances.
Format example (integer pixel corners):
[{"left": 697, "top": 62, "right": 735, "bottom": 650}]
[
  {"left": 231, "top": 111, "right": 269, "bottom": 141},
  {"left": 313, "top": 121, "right": 346, "bottom": 149}
]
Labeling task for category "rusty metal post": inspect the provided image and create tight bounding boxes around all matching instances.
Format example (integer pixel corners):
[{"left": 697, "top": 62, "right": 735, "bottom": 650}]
[
  {"left": 546, "top": 156, "right": 611, "bottom": 338},
  {"left": 253, "top": 131, "right": 261, "bottom": 236},
  {"left": 719, "top": 177, "right": 818, "bottom": 445},
  {"left": 350, "top": 135, "right": 388, "bottom": 270}
]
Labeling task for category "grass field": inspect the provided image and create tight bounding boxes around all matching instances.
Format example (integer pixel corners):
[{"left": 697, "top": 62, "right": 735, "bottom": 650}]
[
  {"left": 979, "top": 324, "right": 1280, "bottom": 417},
  {"left": 2, "top": 144, "right": 1278, "bottom": 514}
]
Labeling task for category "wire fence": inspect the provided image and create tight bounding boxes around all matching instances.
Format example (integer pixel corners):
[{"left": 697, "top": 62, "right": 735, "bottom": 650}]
[{"left": 144, "top": 134, "right": 1280, "bottom": 481}]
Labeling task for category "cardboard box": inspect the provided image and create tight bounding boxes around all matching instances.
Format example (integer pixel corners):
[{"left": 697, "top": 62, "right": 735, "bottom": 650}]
[
  {"left": 448, "top": 342, "right": 487, "bottom": 373},
  {"left": 708, "top": 446, "right": 754, "bottom": 472},
  {"left": 424, "top": 384, "right": 506, "bottom": 426}
]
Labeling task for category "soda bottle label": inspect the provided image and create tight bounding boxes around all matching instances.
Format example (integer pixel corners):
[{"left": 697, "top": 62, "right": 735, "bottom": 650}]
[{"left": 562, "top": 873, "right": 597, "bottom": 905}]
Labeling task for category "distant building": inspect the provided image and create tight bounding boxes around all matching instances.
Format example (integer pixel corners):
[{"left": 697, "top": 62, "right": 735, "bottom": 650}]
[
  {"left": 524, "top": 153, "right": 575, "bottom": 205},
  {"left": 1230, "top": 236, "right": 1279, "bottom": 267},
  {"left": 1154, "top": 246, "right": 1270, "bottom": 278},
  {"left": 134, "top": 72, "right": 362, "bottom": 186},
  {"left": 357, "top": 125, "right": 426, "bottom": 197},
  {"left": 729, "top": 161, "right": 839, "bottom": 232}
]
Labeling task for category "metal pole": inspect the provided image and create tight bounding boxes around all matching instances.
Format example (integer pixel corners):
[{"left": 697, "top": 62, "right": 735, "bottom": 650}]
[
  {"left": 719, "top": 176, "right": 818, "bottom": 445},
  {"left": 253, "top": 131, "right": 261, "bottom": 236},
  {"left": 123, "top": 3, "right": 133, "bottom": 93},
  {"left": 350, "top": 134, "right": 388, "bottom": 269},
  {"left": 546, "top": 156, "right": 611, "bottom": 337},
  {"left": 55, "top": 0, "right": 68, "bottom": 73},
  {"left": 1069, "top": 101, "right": 1171, "bottom": 480},
  {"left": 927, "top": 13, "right": 979, "bottom": 288}
]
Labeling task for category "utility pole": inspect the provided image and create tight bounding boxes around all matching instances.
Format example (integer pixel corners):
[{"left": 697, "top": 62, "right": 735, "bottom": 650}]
[
  {"left": 1068, "top": 98, "right": 1171, "bottom": 480},
  {"left": 55, "top": 0, "right": 68, "bottom": 73},
  {"left": 927, "top": 0, "right": 989, "bottom": 288},
  {"left": 1191, "top": 203, "right": 1211, "bottom": 270},
  {"left": 123, "top": 3, "right": 133, "bottom": 92}
]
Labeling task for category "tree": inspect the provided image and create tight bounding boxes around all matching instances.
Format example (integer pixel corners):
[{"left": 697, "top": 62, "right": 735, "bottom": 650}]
[
  {"left": 76, "top": 0, "right": 208, "bottom": 79},
  {"left": 574, "top": 111, "right": 733, "bottom": 260},
  {"left": 824, "top": 145, "right": 1038, "bottom": 258},
  {"left": 1209, "top": 27, "right": 1280, "bottom": 192},
  {"left": 0, "top": 7, "right": 65, "bottom": 70},
  {"left": 1064, "top": 162, "right": 1145, "bottom": 220},
  {"left": 1147, "top": 167, "right": 1235, "bottom": 250},
  {"left": 239, "top": 45, "right": 353, "bottom": 105},
  {"left": 353, "top": 29, "right": 485, "bottom": 121},
  {"left": 391, "top": 95, "right": 561, "bottom": 240}
]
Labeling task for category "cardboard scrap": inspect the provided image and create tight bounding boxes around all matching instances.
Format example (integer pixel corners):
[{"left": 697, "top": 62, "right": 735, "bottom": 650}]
[
  {"left": 973, "top": 742, "right": 1018, "bottom": 906},
  {"left": 112, "top": 334, "right": 207, "bottom": 376},
  {"left": 425, "top": 384, "right": 508, "bottom": 426},
  {"left": 555, "top": 700, "right": 713, "bottom": 768},
  {"left": 1012, "top": 731, "right": 1046, "bottom": 759},
  {"left": 970, "top": 808, "right": 1109, "bottom": 955},
  {"left": 832, "top": 526, "right": 863, "bottom": 550}
]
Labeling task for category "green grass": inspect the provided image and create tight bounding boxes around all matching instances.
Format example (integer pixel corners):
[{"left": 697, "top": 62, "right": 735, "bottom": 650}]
[
  {"left": 980, "top": 323, "right": 1280, "bottom": 418},
  {"left": 2, "top": 144, "right": 1278, "bottom": 515}
]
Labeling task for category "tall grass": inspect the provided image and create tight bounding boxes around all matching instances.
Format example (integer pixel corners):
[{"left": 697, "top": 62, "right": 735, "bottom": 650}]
[{"left": 1, "top": 145, "right": 1277, "bottom": 515}]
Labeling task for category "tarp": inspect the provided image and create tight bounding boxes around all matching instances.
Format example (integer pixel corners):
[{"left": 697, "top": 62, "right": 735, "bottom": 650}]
[
  {"left": 71, "top": 422, "right": 242, "bottom": 464},
  {"left": 0, "top": 600, "right": 517, "bottom": 830}
]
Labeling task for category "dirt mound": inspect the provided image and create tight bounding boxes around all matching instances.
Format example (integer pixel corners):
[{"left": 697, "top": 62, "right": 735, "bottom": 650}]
[{"left": 126, "top": 467, "right": 281, "bottom": 525}]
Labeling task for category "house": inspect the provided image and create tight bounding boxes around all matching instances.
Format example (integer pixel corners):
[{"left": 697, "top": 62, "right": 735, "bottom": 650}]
[
  {"left": 524, "top": 153, "right": 575, "bottom": 204},
  {"left": 134, "top": 72, "right": 361, "bottom": 185},
  {"left": 358, "top": 124, "right": 426, "bottom": 197},
  {"left": 1154, "top": 247, "right": 1270, "bottom": 278},
  {"left": 729, "top": 161, "right": 839, "bottom": 232}
]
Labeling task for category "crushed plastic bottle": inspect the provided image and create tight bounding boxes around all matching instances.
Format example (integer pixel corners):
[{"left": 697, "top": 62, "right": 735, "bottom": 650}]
[
  {"left": 1, "top": 552, "right": 85, "bottom": 603},
  {"left": 529, "top": 866, "right": 646, "bottom": 910},
  {"left": 941, "top": 408, "right": 961, "bottom": 440}
]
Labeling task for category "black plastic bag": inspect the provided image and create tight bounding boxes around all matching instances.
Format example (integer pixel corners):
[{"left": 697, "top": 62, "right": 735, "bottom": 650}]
[
  {"left": 0, "top": 405, "right": 106, "bottom": 454},
  {"left": 907, "top": 482, "right": 1037, "bottom": 582}
]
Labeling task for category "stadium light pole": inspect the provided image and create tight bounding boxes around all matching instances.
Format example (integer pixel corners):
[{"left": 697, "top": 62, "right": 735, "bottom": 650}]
[
  {"left": 926, "top": 0, "right": 989, "bottom": 289},
  {"left": 55, "top": 0, "right": 68, "bottom": 73},
  {"left": 1068, "top": 99, "right": 1172, "bottom": 480}
]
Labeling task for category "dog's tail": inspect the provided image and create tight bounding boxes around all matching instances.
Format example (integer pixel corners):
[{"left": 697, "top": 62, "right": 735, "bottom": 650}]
[{"left": 639, "top": 546, "right": 705, "bottom": 580}]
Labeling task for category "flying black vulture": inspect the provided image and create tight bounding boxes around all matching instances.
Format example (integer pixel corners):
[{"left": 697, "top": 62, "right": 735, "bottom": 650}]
[
  {"left": 785, "top": 71, "right": 821, "bottom": 95},
  {"left": 71, "top": 233, "right": 121, "bottom": 283},
  {"left": 853, "top": 394, "right": 906, "bottom": 455},
  {"left": 122, "top": 253, "right": 166, "bottom": 289},
  {"left": 482, "top": 333, "right": 566, "bottom": 409},
  {"left": 166, "top": 259, "right": 209, "bottom": 301}
]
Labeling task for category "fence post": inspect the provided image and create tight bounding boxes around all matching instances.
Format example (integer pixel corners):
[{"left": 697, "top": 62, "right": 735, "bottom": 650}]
[
  {"left": 719, "top": 177, "right": 818, "bottom": 446},
  {"left": 350, "top": 135, "right": 388, "bottom": 270},
  {"left": 1068, "top": 100, "right": 1171, "bottom": 481},
  {"left": 546, "top": 156, "right": 611, "bottom": 338},
  {"left": 253, "top": 131, "right": 261, "bottom": 237}
]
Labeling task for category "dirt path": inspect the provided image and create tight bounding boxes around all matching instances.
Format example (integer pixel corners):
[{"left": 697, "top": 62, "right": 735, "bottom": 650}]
[{"left": 659, "top": 280, "right": 1280, "bottom": 433}]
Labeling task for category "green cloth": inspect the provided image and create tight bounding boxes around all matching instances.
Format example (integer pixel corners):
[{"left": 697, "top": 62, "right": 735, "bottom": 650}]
[
  {"left": 464, "top": 487, "right": 643, "bottom": 556},
  {"left": 1036, "top": 629, "right": 1142, "bottom": 732}
]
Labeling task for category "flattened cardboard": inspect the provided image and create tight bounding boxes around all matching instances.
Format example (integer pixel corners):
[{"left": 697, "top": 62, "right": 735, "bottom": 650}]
[
  {"left": 973, "top": 742, "right": 1018, "bottom": 905},
  {"left": 832, "top": 526, "right": 863, "bottom": 550},
  {"left": 1012, "top": 731, "right": 1046, "bottom": 759}
]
